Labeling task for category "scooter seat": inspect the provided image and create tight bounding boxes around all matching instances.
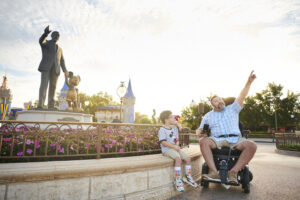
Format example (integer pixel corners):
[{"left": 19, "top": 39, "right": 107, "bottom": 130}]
[{"left": 212, "top": 147, "right": 242, "bottom": 156}]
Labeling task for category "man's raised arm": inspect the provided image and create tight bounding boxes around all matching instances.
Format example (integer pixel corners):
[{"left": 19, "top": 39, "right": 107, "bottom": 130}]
[{"left": 237, "top": 70, "right": 256, "bottom": 106}]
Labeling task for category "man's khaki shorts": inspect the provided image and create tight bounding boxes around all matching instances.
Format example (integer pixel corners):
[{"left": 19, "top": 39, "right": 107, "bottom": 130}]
[
  {"left": 209, "top": 136, "right": 247, "bottom": 149},
  {"left": 163, "top": 148, "right": 189, "bottom": 160}
]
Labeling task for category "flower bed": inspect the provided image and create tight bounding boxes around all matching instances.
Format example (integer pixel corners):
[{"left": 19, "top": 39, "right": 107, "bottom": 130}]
[{"left": 0, "top": 121, "right": 189, "bottom": 162}]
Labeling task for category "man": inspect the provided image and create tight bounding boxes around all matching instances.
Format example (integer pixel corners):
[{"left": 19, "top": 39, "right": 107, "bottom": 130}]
[
  {"left": 37, "top": 25, "right": 68, "bottom": 109},
  {"left": 196, "top": 70, "right": 257, "bottom": 184}
]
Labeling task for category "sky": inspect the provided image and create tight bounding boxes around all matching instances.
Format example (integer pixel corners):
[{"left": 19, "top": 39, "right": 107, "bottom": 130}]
[{"left": 0, "top": 0, "right": 300, "bottom": 117}]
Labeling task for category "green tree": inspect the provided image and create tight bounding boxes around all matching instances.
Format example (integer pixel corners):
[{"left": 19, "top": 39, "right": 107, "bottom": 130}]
[
  {"left": 33, "top": 100, "right": 39, "bottom": 108},
  {"left": 255, "top": 83, "right": 283, "bottom": 130},
  {"left": 277, "top": 91, "right": 300, "bottom": 129},
  {"left": 135, "top": 112, "right": 152, "bottom": 124},
  {"left": 241, "top": 83, "right": 300, "bottom": 131},
  {"left": 78, "top": 92, "right": 119, "bottom": 121},
  {"left": 240, "top": 96, "right": 264, "bottom": 131},
  {"left": 78, "top": 92, "right": 89, "bottom": 112},
  {"left": 181, "top": 100, "right": 212, "bottom": 130}
]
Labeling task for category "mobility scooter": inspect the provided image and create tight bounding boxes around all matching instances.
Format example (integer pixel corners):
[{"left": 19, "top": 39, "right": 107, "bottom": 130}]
[{"left": 200, "top": 123, "right": 253, "bottom": 193}]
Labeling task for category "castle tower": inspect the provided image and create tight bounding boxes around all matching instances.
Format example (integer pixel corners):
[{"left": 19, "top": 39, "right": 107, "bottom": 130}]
[
  {"left": 58, "top": 81, "right": 69, "bottom": 111},
  {"left": 122, "top": 79, "right": 135, "bottom": 123}
]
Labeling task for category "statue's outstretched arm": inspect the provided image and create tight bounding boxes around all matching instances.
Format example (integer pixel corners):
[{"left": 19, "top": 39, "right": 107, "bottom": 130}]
[
  {"left": 39, "top": 25, "right": 51, "bottom": 46},
  {"left": 64, "top": 74, "right": 70, "bottom": 87}
]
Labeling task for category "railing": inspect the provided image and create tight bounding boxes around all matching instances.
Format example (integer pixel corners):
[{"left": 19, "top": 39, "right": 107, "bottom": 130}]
[
  {"left": 0, "top": 120, "right": 190, "bottom": 162},
  {"left": 275, "top": 133, "right": 300, "bottom": 149}
]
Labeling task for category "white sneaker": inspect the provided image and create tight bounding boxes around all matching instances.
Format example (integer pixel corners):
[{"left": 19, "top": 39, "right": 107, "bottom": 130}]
[
  {"left": 182, "top": 175, "right": 198, "bottom": 188},
  {"left": 174, "top": 179, "right": 184, "bottom": 192}
]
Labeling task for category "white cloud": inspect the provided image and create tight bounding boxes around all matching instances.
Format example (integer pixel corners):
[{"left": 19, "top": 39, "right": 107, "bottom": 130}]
[{"left": 0, "top": 0, "right": 300, "bottom": 117}]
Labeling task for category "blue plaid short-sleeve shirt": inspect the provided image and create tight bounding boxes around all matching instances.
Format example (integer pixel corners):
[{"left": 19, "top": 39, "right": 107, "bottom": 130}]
[{"left": 199, "top": 99, "right": 243, "bottom": 142}]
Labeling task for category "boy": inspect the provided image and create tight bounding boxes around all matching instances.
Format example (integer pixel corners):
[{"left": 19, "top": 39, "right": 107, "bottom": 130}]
[{"left": 159, "top": 110, "right": 198, "bottom": 192}]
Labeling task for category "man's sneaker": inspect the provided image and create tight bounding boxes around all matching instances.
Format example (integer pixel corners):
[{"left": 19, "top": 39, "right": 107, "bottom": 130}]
[
  {"left": 228, "top": 171, "right": 238, "bottom": 184},
  {"left": 174, "top": 179, "right": 184, "bottom": 192},
  {"left": 182, "top": 175, "right": 198, "bottom": 188},
  {"left": 202, "top": 170, "right": 220, "bottom": 181}
]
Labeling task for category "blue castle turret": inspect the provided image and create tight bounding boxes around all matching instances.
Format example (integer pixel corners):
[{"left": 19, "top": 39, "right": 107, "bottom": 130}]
[
  {"left": 122, "top": 79, "right": 135, "bottom": 123},
  {"left": 58, "top": 81, "right": 69, "bottom": 111}
]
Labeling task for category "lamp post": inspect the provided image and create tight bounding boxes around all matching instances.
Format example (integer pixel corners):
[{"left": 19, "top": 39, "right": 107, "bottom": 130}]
[
  {"left": 272, "top": 95, "right": 280, "bottom": 142},
  {"left": 275, "top": 109, "right": 278, "bottom": 133},
  {"left": 190, "top": 100, "right": 196, "bottom": 107},
  {"left": 198, "top": 102, "right": 204, "bottom": 125},
  {"left": 190, "top": 100, "right": 197, "bottom": 127},
  {"left": 291, "top": 114, "right": 295, "bottom": 133},
  {"left": 84, "top": 100, "right": 90, "bottom": 113},
  {"left": 116, "top": 81, "right": 127, "bottom": 122}
]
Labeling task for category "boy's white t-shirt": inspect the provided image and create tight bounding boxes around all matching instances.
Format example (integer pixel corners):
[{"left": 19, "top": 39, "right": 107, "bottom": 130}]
[{"left": 158, "top": 126, "right": 179, "bottom": 153}]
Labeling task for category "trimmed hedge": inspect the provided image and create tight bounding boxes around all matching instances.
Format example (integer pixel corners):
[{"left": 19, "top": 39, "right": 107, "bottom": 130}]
[
  {"left": 278, "top": 144, "right": 300, "bottom": 152},
  {"left": 248, "top": 134, "right": 273, "bottom": 138}
]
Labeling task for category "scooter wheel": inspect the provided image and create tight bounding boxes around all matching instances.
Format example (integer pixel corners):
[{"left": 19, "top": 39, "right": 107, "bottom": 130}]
[{"left": 249, "top": 171, "right": 253, "bottom": 182}]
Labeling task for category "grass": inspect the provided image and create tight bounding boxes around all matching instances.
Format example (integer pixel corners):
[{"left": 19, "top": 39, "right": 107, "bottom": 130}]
[
  {"left": 278, "top": 144, "right": 300, "bottom": 152},
  {"left": 190, "top": 139, "right": 199, "bottom": 143}
]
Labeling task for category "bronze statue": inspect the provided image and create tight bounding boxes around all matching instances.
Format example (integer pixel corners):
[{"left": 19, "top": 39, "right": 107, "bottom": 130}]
[
  {"left": 64, "top": 71, "right": 82, "bottom": 112},
  {"left": 37, "top": 25, "right": 68, "bottom": 109},
  {"left": 0, "top": 74, "right": 12, "bottom": 119}
]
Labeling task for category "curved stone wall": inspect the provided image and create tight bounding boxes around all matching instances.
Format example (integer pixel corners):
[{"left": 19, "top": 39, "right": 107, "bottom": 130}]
[{"left": 0, "top": 145, "right": 202, "bottom": 200}]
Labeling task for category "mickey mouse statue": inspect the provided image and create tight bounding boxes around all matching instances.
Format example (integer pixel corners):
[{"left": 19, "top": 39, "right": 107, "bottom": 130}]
[{"left": 64, "top": 71, "right": 82, "bottom": 112}]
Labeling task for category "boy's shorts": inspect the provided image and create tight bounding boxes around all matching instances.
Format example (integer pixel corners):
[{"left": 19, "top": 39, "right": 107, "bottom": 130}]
[
  {"left": 209, "top": 136, "right": 247, "bottom": 149},
  {"left": 163, "top": 148, "right": 189, "bottom": 160}
]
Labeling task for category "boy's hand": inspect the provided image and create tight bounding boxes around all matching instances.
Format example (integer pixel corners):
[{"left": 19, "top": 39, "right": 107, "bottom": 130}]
[
  {"left": 176, "top": 123, "right": 182, "bottom": 129},
  {"left": 173, "top": 146, "right": 180, "bottom": 152}
]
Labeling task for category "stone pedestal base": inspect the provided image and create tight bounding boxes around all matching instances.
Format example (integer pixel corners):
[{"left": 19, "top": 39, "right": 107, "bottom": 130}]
[{"left": 16, "top": 110, "right": 93, "bottom": 129}]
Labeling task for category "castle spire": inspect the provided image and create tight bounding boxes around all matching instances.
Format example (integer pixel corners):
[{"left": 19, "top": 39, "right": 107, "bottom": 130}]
[
  {"left": 122, "top": 79, "right": 136, "bottom": 123},
  {"left": 124, "top": 79, "right": 135, "bottom": 98}
]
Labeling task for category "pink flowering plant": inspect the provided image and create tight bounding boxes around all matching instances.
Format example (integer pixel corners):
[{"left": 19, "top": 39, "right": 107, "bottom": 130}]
[{"left": 0, "top": 123, "right": 163, "bottom": 162}]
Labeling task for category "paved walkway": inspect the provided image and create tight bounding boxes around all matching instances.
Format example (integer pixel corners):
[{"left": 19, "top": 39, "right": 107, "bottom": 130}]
[{"left": 169, "top": 143, "right": 300, "bottom": 200}]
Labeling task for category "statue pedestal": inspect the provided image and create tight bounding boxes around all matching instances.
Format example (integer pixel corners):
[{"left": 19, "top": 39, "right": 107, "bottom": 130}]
[{"left": 16, "top": 110, "right": 93, "bottom": 129}]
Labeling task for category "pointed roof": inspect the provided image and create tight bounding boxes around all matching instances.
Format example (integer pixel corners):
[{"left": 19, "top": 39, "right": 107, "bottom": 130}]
[
  {"left": 61, "top": 81, "right": 69, "bottom": 91},
  {"left": 60, "top": 81, "right": 69, "bottom": 97},
  {"left": 124, "top": 79, "right": 135, "bottom": 98}
]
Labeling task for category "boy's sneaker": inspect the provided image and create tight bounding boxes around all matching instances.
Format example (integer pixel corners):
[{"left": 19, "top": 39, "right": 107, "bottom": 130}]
[
  {"left": 202, "top": 170, "right": 220, "bottom": 181},
  {"left": 174, "top": 179, "right": 184, "bottom": 192},
  {"left": 182, "top": 175, "right": 198, "bottom": 188}
]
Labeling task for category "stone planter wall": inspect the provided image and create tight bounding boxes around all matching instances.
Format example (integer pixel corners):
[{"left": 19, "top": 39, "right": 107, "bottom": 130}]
[{"left": 0, "top": 145, "right": 202, "bottom": 200}]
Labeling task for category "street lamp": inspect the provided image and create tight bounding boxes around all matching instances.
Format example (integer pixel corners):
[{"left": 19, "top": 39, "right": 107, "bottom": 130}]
[
  {"left": 116, "top": 81, "right": 127, "bottom": 122},
  {"left": 273, "top": 96, "right": 280, "bottom": 133},
  {"left": 190, "top": 100, "right": 198, "bottom": 128},
  {"left": 190, "top": 99, "right": 197, "bottom": 107},
  {"left": 272, "top": 95, "right": 280, "bottom": 142},
  {"left": 291, "top": 114, "right": 295, "bottom": 133},
  {"left": 84, "top": 100, "right": 89, "bottom": 110}
]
